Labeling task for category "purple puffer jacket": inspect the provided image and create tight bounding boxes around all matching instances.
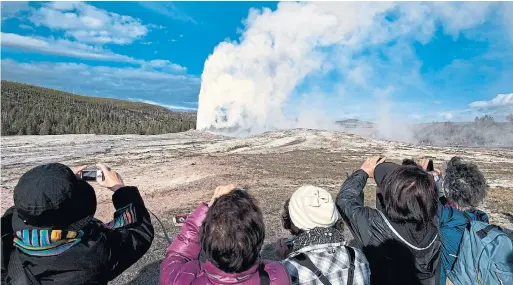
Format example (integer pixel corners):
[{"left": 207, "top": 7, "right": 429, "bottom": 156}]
[{"left": 160, "top": 203, "right": 290, "bottom": 285}]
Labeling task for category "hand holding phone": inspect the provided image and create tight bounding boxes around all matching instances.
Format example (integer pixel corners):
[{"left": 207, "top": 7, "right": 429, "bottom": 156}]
[
  {"left": 96, "top": 163, "right": 124, "bottom": 192},
  {"left": 80, "top": 169, "right": 105, "bottom": 181}
]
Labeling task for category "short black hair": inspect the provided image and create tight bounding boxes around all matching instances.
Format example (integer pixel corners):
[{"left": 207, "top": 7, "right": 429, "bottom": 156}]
[
  {"left": 281, "top": 198, "right": 344, "bottom": 236},
  {"left": 200, "top": 190, "right": 265, "bottom": 273},
  {"left": 382, "top": 165, "right": 438, "bottom": 229},
  {"left": 444, "top": 156, "right": 487, "bottom": 208},
  {"left": 402, "top": 159, "right": 418, "bottom": 166}
]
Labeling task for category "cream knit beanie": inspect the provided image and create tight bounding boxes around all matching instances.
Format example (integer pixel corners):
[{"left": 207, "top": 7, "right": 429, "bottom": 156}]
[{"left": 288, "top": 185, "right": 340, "bottom": 231}]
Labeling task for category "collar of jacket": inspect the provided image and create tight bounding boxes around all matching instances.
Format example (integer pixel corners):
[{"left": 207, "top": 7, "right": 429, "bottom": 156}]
[
  {"left": 202, "top": 261, "right": 260, "bottom": 283},
  {"left": 13, "top": 228, "right": 84, "bottom": 256}
]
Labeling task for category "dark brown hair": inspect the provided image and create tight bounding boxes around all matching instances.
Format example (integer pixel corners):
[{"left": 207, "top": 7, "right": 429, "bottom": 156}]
[
  {"left": 200, "top": 190, "right": 265, "bottom": 273},
  {"left": 382, "top": 165, "right": 438, "bottom": 229}
]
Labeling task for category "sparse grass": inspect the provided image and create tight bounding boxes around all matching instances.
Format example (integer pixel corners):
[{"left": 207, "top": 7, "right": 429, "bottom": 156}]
[{"left": 486, "top": 187, "right": 513, "bottom": 214}]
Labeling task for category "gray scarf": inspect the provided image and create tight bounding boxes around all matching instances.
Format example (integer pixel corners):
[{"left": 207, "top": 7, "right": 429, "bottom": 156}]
[{"left": 292, "top": 227, "right": 345, "bottom": 252}]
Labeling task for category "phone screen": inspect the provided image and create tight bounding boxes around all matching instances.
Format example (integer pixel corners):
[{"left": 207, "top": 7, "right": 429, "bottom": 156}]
[{"left": 82, "top": 170, "right": 98, "bottom": 181}]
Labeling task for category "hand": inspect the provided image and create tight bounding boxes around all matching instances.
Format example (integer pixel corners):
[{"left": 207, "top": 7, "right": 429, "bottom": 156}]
[
  {"left": 419, "top": 158, "right": 430, "bottom": 170},
  {"left": 96, "top": 163, "right": 124, "bottom": 192},
  {"left": 71, "top": 165, "right": 87, "bottom": 178},
  {"left": 429, "top": 169, "right": 442, "bottom": 180},
  {"left": 208, "top": 183, "right": 237, "bottom": 206},
  {"left": 360, "top": 156, "right": 386, "bottom": 178},
  {"left": 275, "top": 238, "right": 293, "bottom": 260}
]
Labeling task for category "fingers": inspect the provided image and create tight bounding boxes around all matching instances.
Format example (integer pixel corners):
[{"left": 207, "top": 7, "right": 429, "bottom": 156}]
[
  {"left": 209, "top": 183, "right": 238, "bottom": 207},
  {"left": 71, "top": 165, "right": 88, "bottom": 175},
  {"left": 419, "top": 158, "right": 429, "bottom": 170},
  {"left": 96, "top": 163, "right": 110, "bottom": 174},
  {"left": 95, "top": 163, "right": 124, "bottom": 191},
  {"left": 364, "top": 156, "right": 380, "bottom": 165},
  {"left": 116, "top": 173, "right": 124, "bottom": 185},
  {"left": 377, "top": 156, "right": 387, "bottom": 164}
]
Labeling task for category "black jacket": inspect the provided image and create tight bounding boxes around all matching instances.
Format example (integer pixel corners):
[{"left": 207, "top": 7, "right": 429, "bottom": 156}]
[
  {"left": 1, "top": 186, "right": 154, "bottom": 285},
  {"left": 336, "top": 170, "right": 441, "bottom": 285}
]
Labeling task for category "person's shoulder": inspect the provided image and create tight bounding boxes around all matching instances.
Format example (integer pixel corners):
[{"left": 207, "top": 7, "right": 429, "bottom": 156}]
[
  {"left": 262, "top": 260, "right": 290, "bottom": 282},
  {"left": 161, "top": 260, "right": 201, "bottom": 285},
  {"left": 349, "top": 246, "right": 369, "bottom": 263}
]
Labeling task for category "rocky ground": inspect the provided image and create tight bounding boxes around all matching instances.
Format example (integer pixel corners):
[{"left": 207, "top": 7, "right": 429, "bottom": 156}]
[{"left": 2, "top": 129, "right": 513, "bottom": 284}]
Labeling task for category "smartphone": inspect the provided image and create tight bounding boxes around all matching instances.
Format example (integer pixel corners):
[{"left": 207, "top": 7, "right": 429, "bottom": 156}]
[
  {"left": 173, "top": 214, "right": 188, "bottom": 226},
  {"left": 427, "top": 160, "right": 434, "bottom": 172},
  {"left": 81, "top": 169, "right": 104, "bottom": 181}
]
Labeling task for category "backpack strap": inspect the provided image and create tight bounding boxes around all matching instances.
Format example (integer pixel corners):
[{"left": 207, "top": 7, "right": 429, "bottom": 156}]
[
  {"left": 345, "top": 246, "right": 356, "bottom": 285},
  {"left": 476, "top": 225, "right": 499, "bottom": 239},
  {"left": 461, "top": 211, "right": 472, "bottom": 223},
  {"left": 10, "top": 253, "right": 42, "bottom": 285},
  {"left": 290, "top": 253, "right": 332, "bottom": 285},
  {"left": 258, "top": 263, "right": 270, "bottom": 285}
]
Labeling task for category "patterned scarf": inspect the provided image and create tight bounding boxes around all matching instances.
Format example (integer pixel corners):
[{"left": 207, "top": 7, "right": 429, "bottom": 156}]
[
  {"left": 292, "top": 227, "right": 345, "bottom": 252},
  {"left": 13, "top": 204, "right": 137, "bottom": 256},
  {"left": 13, "top": 229, "right": 84, "bottom": 256}
]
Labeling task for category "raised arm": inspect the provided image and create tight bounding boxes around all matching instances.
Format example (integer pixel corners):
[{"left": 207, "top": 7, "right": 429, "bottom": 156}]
[
  {"left": 84, "top": 163, "right": 154, "bottom": 281},
  {"left": 336, "top": 156, "right": 385, "bottom": 246},
  {"left": 160, "top": 203, "right": 208, "bottom": 285},
  {"left": 103, "top": 186, "right": 155, "bottom": 280}
]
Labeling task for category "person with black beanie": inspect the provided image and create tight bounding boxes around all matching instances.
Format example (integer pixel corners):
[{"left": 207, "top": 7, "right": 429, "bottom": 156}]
[{"left": 1, "top": 163, "right": 154, "bottom": 285}]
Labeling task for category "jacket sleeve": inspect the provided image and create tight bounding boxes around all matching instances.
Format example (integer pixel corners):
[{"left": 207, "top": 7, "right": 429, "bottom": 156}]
[
  {"left": 103, "top": 186, "right": 155, "bottom": 281},
  {"left": 1, "top": 207, "right": 15, "bottom": 283},
  {"left": 160, "top": 203, "right": 209, "bottom": 285},
  {"left": 336, "top": 169, "right": 379, "bottom": 247}
]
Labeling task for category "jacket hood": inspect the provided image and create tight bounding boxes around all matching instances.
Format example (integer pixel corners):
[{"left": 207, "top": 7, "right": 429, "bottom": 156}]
[{"left": 377, "top": 210, "right": 441, "bottom": 281}]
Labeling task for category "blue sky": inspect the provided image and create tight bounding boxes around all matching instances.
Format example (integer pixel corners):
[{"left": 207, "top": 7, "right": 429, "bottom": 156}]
[{"left": 1, "top": 1, "right": 512, "bottom": 123}]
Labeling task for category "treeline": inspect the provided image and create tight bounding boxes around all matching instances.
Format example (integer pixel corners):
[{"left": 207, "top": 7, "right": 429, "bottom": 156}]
[
  {"left": 1, "top": 80, "right": 197, "bottom": 136},
  {"left": 414, "top": 115, "right": 513, "bottom": 147}
]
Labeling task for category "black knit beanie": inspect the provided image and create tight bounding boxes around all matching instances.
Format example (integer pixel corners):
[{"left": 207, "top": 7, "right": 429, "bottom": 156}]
[{"left": 13, "top": 163, "right": 97, "bottom": 231}]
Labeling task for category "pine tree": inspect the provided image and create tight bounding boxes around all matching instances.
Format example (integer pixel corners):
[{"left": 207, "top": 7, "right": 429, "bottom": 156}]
[{"left": 39, "top": 119, "right": 51, "bottom": 135}]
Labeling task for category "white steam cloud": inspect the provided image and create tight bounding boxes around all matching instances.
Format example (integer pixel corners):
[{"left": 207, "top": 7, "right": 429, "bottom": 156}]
[{"left": 197, "top": 2, "right": 503, "bottom": 138}]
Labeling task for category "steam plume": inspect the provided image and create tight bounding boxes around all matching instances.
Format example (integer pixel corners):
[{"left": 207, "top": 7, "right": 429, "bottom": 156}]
[{"left": 197, "top": 2, "right": 501, "bottom": 139}]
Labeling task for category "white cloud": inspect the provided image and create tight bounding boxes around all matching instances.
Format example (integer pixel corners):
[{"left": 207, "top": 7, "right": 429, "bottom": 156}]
[
  {"left": 29, "top": 2, "right": 148, "bottom": 45},
  {"left": 18, "top": 24, "right": 35, "bottom": 31},
  {"left": 196, "top": 2, "right": 503, "bottom": 132},
  {"left": 430, "top": 2, "right": 495, "bottom": 39},
  {"left": 1, "top": 32, "right": 187, "bottom": 72},
  {"left": 469, "top": 93, "right": 513, "bottom": 108},
  {"left": 147, "top": 24, "right": 166, "bottom": 30},
  {"left": 1, "top": 1, "right": 30, "bottom": 20},
  {"left": 138, "top": 2, "right": 197, "bottom": 24},
  {"left": 128, "top": 99, "right": 198, "bottom": 111},
  {"left": 439, "top": 112, "right": 454, "bottom": 120},
  {"left": 144, "top": 59, "right": 187, "bottom": 72},
  {"left": 1, "top": 59, "right": 200, "bottom": 105},
  {"left": 1, "top": 32, "right": 134, "bottom": 62}
]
